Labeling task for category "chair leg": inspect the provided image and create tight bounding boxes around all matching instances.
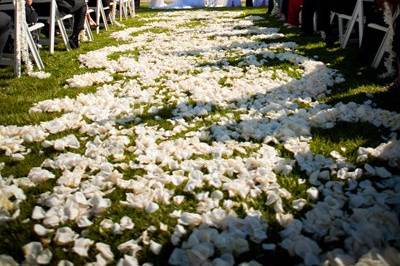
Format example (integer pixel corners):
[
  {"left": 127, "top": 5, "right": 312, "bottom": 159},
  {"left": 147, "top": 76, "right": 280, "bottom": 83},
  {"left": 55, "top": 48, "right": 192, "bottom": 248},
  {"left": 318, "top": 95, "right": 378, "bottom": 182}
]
[
  {"left": 358, "top": 4, "right": 364, "bottom": 47},
  {"left": 84, "top": 18, "right": 94, "bottom": 41},
  {"left": 128, "top": 0, "right": 135, "bottom": 17},
  {"left": 105, "top": 7, "right": 114, "bottom": 25},
  {"left": 372, "top": 32, "right": 389, "bottom": 68},
  {"left": 57, "top": 19, "right": 71, "bottom": 50},
  {"left": 125, "top": 1, "right": 129, "bottom": 19},
  {"left": 313, "top": 12, "right": 317, "bottom": 32},
  {"left": 100, "top": 5, "right": 109, "bottom": 30},
  {"left": 111, "top": 1, "right": 116, "bottom": 22},
  {"left": 342, "top": 1, "right": 361, "bottom": 48},
  {"left": 119, "top": 1, "right": 123, "bottom": 21},
  {"left": 338, "top": 18, "right": 344, "bottom": 45},
  {"left": 96, "top": 4, "right": 101, "bottom": 34},
  {"left": 25, "top": 24, "right": 44, "bottom": 70},
  {"left": 108, "top": 12, "right": 115, "bottom": 25},
  {"left": 330, "top": 12, "right": 335, "bottom": 24}
]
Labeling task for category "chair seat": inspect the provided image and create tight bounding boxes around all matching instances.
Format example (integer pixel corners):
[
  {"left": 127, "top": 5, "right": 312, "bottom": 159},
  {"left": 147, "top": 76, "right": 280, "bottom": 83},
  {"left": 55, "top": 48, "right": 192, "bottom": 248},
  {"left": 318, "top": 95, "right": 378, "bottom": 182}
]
[
  {"left": 0, "top": 3, "right": 13, "bottom": 10},
  {"left": 29, "top": 22, "right": 45, "bottom": 31},
  {"left": 0, "top": 54, "right": 13, "bottom": 66},
  {"left": 367, "top": 23, "right": 387, "bottom": 32},
  {"left": 337, "top": 14, "right": 352, "bottom": 20},
  {"left": 60, "top": 14, "right": 73, "bottom": 20}
]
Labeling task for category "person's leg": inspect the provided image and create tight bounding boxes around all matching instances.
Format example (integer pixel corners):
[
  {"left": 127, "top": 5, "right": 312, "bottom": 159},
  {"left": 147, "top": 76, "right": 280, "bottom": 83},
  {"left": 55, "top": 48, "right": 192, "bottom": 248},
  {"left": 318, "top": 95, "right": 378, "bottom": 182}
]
[
  {"left": 70, "top": 4, "right": 87, "bottom": 48},
  {"left": 287, "top": 0, "right": 294, "bottom": 23},
  {"left": 393, "top": 15, "right": 400, "bottom": 88},
  {"left": 267, "top": 0, "right": 274, "bottom": 14},
  {"left": 281, "top": 0, "right": 288, "bottom": 19},
  {"left": 316, "top": 0, "right": 329, "bottom": 32},
  {"left": 301, "top": 0, "right": 314, "bottom": 35},
  {"left": 0, "top": 12, "right": 12, "bottom": 59},
  {"left": 316, "top": 0, "right": 334, "bottom": 45},
  {"left": 103, "top": 0, "right": 110, "bottom": 18}
]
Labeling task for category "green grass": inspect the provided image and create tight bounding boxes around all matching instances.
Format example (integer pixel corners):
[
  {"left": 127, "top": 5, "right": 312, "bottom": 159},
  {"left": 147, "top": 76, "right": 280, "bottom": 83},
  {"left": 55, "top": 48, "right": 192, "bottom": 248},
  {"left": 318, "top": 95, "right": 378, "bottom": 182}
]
[
  {"left": 310, "top": 122, "right": 384, "bottom": 163},
  {"left": 0, "top": 6, "right": 399, "bottom": 265},
  {"left": 0, "top": 9, "right": 155, "bottom": 126}
]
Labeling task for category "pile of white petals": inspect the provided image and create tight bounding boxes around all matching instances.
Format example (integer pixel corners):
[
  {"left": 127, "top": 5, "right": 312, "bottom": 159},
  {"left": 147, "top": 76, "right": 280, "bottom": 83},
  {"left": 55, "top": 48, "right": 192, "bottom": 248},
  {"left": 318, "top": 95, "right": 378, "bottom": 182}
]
[
  {"left": 0, "top": 167, "right": 26, "bottom": 221},
  {"left": 0, "top": 10, "right": 399, "bottom": 266}
]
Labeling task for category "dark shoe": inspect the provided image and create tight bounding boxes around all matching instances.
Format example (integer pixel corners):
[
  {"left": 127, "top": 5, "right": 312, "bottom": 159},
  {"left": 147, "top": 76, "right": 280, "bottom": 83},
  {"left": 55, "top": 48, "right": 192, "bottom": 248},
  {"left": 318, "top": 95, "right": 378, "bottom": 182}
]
[
  {"left": 299, "top": 31, "right": 313, "bottom": 37},
  {"left": 68, "top": 37, "right": 79, "bottom": 49},
  {"left": 323, "top": 33, "right": 336, "bottom": 48},
  {"left": 325, "top": 37, "right": 336, "bottom": 48},
  {"left": 388, "top": 81, "right": 400, "bottom": 95},
  {"left": 42, "top": 25, "right": 50, "bottom": 38}
]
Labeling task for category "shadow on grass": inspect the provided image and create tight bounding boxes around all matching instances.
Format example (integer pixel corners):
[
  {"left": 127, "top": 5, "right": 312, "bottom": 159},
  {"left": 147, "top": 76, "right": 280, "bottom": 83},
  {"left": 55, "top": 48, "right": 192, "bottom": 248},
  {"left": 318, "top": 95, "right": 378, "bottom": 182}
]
[{"left": 252, "top": 15, "right": 399, "bottom": 111}]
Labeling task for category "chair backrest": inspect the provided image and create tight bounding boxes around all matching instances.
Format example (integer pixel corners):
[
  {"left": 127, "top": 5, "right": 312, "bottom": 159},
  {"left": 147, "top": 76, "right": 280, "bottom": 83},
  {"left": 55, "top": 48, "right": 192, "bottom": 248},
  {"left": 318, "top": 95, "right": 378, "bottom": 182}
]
[
  {"left": 0, "top": 0, "right": 14, "bottom": 4},
  {"left": 1, "top": 0, "right": 45, "bottom": 75},
  {"left": 0, "top": 0, "right": 14, "bottom": 11}
]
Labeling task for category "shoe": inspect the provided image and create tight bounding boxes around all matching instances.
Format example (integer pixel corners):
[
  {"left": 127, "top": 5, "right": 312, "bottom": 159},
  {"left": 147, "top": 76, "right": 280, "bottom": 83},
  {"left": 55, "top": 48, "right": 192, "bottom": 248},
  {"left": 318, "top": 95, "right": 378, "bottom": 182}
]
[
  {"left": 42, "top": 26, "right": 49, "bottom": 38},
  {"left": 388, "top": 81, "right": 400, "bottom": 93},
  {"left": 325, "top": 38, "right": 335, "bottom": 48},
  {"left": 68, "top": 36, "right": 79, "bottom": 49},
  {"left": 299, "top": 31, "right": 313, "bottom": 37}
]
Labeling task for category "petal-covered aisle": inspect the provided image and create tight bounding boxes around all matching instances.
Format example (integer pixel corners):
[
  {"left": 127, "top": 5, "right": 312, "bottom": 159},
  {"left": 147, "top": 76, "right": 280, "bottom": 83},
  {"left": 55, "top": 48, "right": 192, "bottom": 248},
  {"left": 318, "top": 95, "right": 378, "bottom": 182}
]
[{"left": 1, "top": 9, "right": 400, "bottom": 266}]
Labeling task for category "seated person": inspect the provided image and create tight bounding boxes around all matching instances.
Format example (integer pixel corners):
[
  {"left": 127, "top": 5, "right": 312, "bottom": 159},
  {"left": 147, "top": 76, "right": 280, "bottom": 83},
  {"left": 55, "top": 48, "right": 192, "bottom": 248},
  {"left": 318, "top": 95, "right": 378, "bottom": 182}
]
[
  {"left": 32, "top": 0, "right": 86, "bottom": 48},
  {"left": 25, "top": 0, "right": 41, "bottom": 48},
  {"left": 87, "top": 0, "right": 111, "bottom": 22},
  {"left": 56, "top": 0, "right": 87, "bottom": 48},
  {"left": 301, "top": 0, "right": 335, "bottom": 45}
]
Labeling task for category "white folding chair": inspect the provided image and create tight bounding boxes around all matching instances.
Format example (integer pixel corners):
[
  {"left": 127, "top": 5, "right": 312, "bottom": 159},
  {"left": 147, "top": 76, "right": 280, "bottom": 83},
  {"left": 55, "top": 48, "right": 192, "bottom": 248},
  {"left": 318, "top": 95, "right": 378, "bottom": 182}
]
[
  {"left": 337, "top": 0, "right": 364, "bottom": 48},
  {"left": 35, "top": 0, "right": 72, "bottom": 53},
  {"left": 115, "top": 0, "right": 128, "bottom": 20},
  {"left": 109, "top": 0, "right": 117, "bottom": 23},
  {"left": 25, "top": 22, "right": 45, "bottom": 70},
  {"left": 88, "top": 0, "right": 109, "bottom": 34},
  {"left": 368, "top": 8, "right": 399, "bottom": 68},
  {"left": 330, "top": 12, "right": 337, "bottom": 24},
  {"left": 127, "top": 0, "right": 135, "bottom": 18},
  {"left": 84, "top": 9, "right": 95, "bottom": 41},
  {"left": 103, "top": 1, "right": 116, "bottom": 25},
  {"left": 0, "top": 1, "right": 45, "bottom": 74}
]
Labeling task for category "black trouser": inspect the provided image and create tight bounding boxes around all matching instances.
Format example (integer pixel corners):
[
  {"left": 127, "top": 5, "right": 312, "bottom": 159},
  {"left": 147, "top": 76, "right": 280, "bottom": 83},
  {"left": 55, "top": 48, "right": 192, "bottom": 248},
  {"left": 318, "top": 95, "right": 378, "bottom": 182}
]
[
  {"left": 71, "top": 4, "right": 86, "bottom": 38},
  {"left": 103, "top": 0, "right": 110, "bottom": 17},
  {"left": 395, "top": 15, "right": 400, "bottom": 83},
  {"left": 0, "top": 12, "right": 11, "bottom": 59},
  {"left": 281, "top": 0, "right": 288, "bottom": 18},
  {"left": 268, "top": 0, "right": 274, "bottom": 14},
  {"left": 56, "top": 0, "right": 87, "bottom": 38},
  {"left": 394, "top": 15, "right": 400, "bottom": 57},
  {"left": 88, "top": 0, "right": 111, "bottom": 18},
  {"left": 301, "top": 0, "right": 331, "bottom": 35}
]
